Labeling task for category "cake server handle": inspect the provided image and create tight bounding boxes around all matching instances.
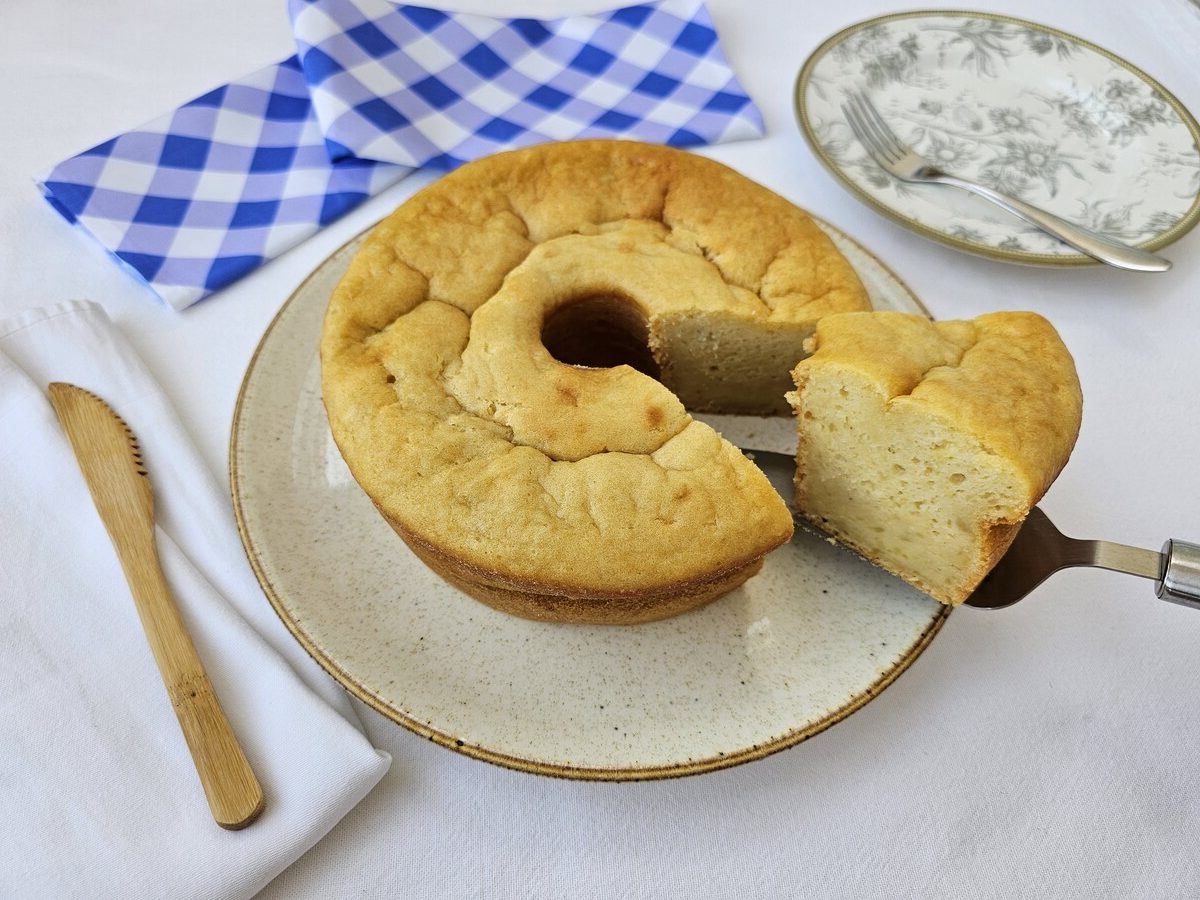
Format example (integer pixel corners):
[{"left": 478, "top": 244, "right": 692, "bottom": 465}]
[{"left": 1157, "top": 539, "right": 1200, "bottom": 609}]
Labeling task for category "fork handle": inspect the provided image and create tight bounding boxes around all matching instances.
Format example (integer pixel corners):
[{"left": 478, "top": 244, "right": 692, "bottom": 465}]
[
  {"left": 932, "top": 174, "right": 1172, "bottom": 273},
  {"left": 1158, "top": 539, "right": 1200, "bottom": 610}
]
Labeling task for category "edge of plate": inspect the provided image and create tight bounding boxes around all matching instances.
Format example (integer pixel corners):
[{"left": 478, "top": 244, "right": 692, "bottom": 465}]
[
  {"left": 794, "top": 8, "right": 1200, "bottom": 267},
  {"left": 228, "top": 219, "right": 950, "bottom": 781}
]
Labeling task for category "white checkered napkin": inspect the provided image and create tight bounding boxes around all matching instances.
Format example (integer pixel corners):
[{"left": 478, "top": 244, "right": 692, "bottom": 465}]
[{"left": 38, "top": 0, "right": 764, "bottom": 310}]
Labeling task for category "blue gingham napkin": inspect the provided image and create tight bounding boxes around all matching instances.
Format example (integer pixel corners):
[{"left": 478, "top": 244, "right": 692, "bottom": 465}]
[{"left": 37, "top": 0, "right": 763, "bottom": 310}]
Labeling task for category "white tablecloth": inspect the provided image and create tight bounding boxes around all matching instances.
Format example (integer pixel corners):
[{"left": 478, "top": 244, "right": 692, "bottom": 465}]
[{"left": 4, "top": 0, "right": 1200, "bottom": 896}]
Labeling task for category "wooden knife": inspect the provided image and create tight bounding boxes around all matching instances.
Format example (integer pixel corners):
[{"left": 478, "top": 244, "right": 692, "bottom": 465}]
[{"left": 48, "top": 382, "right": 264, "bottom": 830}]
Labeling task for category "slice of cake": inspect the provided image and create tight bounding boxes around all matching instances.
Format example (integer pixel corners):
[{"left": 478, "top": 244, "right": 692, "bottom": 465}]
[{"left": 787, "top": 310, "right": 1083, "bottom": 605}]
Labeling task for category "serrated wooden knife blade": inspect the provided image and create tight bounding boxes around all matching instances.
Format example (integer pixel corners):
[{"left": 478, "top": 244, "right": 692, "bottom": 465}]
[{"left": 48, "top": 382, "right": 264, "bottom": 830}]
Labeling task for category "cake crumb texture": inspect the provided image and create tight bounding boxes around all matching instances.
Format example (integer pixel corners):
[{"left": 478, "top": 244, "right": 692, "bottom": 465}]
[{"left": 789, "top": 310, "right": 1082, "bottom": 605}]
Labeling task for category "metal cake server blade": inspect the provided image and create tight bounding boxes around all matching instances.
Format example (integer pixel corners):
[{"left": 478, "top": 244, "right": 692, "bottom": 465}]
[
  {"left": 740, "top": 447, "right": 1200, "bottom": 611},
  {"left": 48, "top": 382, "right": 264, "bottom": 829}
]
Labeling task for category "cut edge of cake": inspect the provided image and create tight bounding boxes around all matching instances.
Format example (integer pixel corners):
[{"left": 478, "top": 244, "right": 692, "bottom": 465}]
[{"left": 787, "top": 310, "right": 1083, "bottom": 605}]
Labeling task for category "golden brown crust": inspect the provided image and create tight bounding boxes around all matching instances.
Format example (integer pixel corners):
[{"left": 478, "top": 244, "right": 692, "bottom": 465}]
[
  {"left": 397, "top": 519, "right": 765, "bottom": 625},
  {"left": 323, "top": 140, "right": 870, "bottom": 622}
]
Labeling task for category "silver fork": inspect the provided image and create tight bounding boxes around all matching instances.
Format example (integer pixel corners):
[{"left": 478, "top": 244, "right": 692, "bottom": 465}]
[{"left": 841, "top": 90, "right": 1172, "bottom": 273}]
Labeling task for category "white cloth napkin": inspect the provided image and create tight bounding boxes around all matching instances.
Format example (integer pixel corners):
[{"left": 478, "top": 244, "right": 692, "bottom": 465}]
[{"left": 0, "top": 300, "right": 390, "bottom": 899}]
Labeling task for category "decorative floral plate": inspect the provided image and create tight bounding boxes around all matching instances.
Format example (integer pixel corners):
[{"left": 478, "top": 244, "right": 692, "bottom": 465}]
[
  {"left": 795, "top": 10, "right": 1200, "bottom": 265},
  {"left": 230, "top": 220, "right": 946, "bottom": 781}
]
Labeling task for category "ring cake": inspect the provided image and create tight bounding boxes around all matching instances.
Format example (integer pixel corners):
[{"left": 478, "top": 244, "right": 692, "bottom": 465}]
[
  {"left": 321, "top": 139, "right": 871, "bottom": 624},
  {"left": 788, "top": 310, "right": 1083, "bottom": 605}
]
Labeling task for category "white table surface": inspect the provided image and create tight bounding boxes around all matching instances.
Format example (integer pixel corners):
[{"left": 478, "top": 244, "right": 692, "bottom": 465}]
[{"left": 5, "top": 0, "right": 1200, "bottom": 896}]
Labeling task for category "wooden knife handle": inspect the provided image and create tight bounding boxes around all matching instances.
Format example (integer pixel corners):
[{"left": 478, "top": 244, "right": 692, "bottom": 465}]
[{"left": 120, "top": 538, "right": 265, "bottom": 830}]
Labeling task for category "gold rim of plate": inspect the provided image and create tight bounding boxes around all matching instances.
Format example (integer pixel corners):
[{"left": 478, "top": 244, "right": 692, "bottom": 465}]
[
  {"left": 794, "top": 9, "right": 1200, "bottom": 266},
  {"left": 228, "top": 218, "right": 949, "bottom": 781}
]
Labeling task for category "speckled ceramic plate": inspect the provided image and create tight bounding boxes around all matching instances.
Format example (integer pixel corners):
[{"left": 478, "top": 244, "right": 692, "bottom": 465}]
[
  {"left": 230, "top": 220, "right": 947, "bottom": 780},
  {"left": 796, "top": 10, "right": 1200, "bottom": 265}
]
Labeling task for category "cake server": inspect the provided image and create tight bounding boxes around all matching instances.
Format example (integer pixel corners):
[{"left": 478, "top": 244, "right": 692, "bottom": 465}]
[
  {"left": 48, "top": 382, "right": 264, "bottom": 829},
  {"left": 741, "top": 447, "right": 1200, "bottom": 611},
  {"left": 960, "top": 507, "right": 1200, "bottom": 610}
]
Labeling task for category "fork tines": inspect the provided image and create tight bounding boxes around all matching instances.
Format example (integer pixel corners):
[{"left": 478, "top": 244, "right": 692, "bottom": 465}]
[{"left": 841, "top": 90, "right": 905, "bottom": 168}]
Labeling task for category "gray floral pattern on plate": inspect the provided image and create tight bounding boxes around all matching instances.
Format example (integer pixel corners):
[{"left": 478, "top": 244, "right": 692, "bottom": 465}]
[{"left": 797, "top": 12, "right": 1200, "bottom": 263}]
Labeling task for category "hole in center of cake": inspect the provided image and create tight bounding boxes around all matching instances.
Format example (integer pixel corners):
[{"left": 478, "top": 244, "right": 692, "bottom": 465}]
[{"left": 541, "top": 294, "right": 660, "bottom": 378}]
